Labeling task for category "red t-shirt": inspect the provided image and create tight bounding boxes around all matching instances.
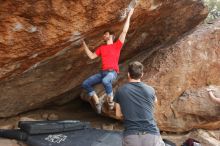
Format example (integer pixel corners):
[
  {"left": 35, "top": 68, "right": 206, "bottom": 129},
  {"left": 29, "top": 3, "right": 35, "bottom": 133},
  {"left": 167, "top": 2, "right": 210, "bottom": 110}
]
[{"left": 95, "top": 40, "right": 123, "bottom": 73}]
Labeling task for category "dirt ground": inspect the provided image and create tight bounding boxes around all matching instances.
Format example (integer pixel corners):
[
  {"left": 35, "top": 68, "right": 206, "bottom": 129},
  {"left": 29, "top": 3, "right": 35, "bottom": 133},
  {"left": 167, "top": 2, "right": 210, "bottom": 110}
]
[
  {"left": 0, "top": 99, "right": 219, "bottom": 146},
  {"left": 0, "top": 99, "right": 123, "bottom": 131}
]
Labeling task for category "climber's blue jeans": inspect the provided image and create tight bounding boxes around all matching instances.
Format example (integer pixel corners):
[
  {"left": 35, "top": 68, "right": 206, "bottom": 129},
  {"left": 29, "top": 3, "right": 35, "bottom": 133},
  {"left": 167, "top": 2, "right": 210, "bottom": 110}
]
[{"left": 82, "top": 70, "right": 117, "bottom": 97}]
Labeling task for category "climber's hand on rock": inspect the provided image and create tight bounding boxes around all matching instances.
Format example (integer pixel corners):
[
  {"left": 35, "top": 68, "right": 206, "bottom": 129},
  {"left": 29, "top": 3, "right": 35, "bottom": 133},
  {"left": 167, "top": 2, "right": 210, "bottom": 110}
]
[
  {"left": 207, "top": 89, "right": 213, "bottom": 92},
  {"left": 130, "top": 0, "right": 138, "bottom": 9},
  {"left": 82, "top": 40, "right": 88, "bottom": 49},
  {"left": 128, "top": 8, "right": 134, "bottom": 17},
  {"left": 207, "top": 86, "right": 216, "bottom": 92},
  {"left": 82, "top": 39, "right": 85, "bottom": 45}
]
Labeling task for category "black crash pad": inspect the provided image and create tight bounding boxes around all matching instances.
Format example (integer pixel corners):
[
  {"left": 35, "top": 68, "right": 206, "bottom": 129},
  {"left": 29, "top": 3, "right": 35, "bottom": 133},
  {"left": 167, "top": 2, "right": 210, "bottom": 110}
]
[
  {"left": 26, "top": 128, "right": 122, "bottom": 146},
  {"left": 18, "top": 120, "right": 90, "bottom": 135},
  {"left": 0, "top": 120, "right": 122, "bottom": 146},
  {"left": 0, "top": 120, "right": 175, "bottom": 146}
]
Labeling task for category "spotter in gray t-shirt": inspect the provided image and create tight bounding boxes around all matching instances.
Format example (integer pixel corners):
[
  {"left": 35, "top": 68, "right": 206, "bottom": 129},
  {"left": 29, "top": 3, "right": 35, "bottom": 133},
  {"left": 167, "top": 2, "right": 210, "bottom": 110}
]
[{"left": 114, "top": 82, "right": 160, "bottom": 136}]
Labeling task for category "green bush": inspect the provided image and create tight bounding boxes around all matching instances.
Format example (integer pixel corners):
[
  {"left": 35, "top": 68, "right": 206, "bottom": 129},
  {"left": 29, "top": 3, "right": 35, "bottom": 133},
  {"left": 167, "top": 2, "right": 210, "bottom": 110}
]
[{"left": 204, "top": 0, "right": 220, "bottom": 21}]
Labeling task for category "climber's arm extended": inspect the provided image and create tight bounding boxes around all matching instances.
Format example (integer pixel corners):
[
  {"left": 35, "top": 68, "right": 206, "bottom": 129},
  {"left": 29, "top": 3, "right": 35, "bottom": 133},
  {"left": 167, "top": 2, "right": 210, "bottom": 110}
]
[
  {"left": 207, "top": 89, "right": 220, "bottom": 104},
  {"left": 119, "top": 8, "right": 134, "bottom": 43}
]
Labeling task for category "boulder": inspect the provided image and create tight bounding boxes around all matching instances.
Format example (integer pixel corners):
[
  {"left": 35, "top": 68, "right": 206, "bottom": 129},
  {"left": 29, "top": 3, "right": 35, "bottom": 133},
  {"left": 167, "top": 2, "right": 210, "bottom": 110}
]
[
  {"left": 83, "top": 19, "right": 220, "bottom": 132},
  {"left": 163, "top": 129, "right": 220, "bottom": 146},
  {"left": 0, "top": 0, "right": 207, "bottom": 117},
  {"left": 141, "top": 19, "right": 220, "bottom": 132},
  {"left": 0, "top": 139, "right": 27, "bottom": 146}
]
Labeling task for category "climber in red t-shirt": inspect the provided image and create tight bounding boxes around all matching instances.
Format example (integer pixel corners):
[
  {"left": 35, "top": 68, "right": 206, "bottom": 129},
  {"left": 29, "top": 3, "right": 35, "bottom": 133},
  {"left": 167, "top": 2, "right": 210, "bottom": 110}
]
[{"left": 82, "top": 8, "right": 134, "bottom": 114}]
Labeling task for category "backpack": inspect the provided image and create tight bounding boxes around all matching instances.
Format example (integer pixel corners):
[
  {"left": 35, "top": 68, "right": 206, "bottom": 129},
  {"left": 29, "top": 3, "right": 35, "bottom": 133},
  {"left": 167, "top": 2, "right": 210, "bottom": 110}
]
[{"left": 182, "top": 138, "right": 201, "bottom": 146}]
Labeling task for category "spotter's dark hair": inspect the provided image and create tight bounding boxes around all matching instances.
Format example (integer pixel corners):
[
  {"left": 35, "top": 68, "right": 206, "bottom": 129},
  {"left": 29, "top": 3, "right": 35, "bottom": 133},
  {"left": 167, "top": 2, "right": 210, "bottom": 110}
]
[{"left": 128, "top": 61, "right": 144, "bottom": 80}]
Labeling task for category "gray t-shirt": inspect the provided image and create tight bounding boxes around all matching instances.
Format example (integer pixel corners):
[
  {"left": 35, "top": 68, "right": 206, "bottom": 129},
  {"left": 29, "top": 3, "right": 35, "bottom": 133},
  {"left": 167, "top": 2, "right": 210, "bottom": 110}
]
[{"left": 114, "top": 82, "right": 160, "bottom": 136}]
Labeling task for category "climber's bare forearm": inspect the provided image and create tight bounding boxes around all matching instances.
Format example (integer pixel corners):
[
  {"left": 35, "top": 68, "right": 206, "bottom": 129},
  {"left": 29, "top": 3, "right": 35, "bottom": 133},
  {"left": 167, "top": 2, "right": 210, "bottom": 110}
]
[
  {"left": 119, "top": 8, "right": 134, "bottom": 43},
  {"left": 209, "top": 91, "right": 220, "bottom": 104}
]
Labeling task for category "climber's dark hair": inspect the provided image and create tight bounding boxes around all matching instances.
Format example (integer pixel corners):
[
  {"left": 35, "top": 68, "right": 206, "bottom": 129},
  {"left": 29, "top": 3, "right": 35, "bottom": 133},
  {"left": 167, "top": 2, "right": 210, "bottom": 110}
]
[
  {"left": 104, "top": 30, "right": 115, "bottom": 41},
  {"left": 104, "top": 30, "right": 115, "bottom": 35}
]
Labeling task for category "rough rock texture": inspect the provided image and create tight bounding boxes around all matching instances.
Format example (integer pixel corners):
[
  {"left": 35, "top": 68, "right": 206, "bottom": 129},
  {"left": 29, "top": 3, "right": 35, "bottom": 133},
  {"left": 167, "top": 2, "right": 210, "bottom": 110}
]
[
  {"left": 0, "top": 0, "right": 207, "bottom": 117},
  {"left": 83, "top": 19, "right": 220, "bottom": 132},
  {"left": 170, "top": 86, "right": 220, "bottom": 131},
  {"left": 111, "top": 19, "right": 220, "bottom": 132},
  {"left": 163, "top": 129, "right": 220, "bottom": 146},
  {"left": 141, "top": 20, "right": 220, "bottom": 132},
  {"left": 0, "top": 139, "right": 27, "bottom": 146},
  {"left": 83, "top": 18, "right": 220, "bottom": 132}
]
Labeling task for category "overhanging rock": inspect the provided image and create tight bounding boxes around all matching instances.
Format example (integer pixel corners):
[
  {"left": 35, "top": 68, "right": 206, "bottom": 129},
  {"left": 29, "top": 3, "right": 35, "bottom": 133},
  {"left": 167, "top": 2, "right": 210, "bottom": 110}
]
[{"left": 0, "top": 0, "right": 207, "bottom": 117}]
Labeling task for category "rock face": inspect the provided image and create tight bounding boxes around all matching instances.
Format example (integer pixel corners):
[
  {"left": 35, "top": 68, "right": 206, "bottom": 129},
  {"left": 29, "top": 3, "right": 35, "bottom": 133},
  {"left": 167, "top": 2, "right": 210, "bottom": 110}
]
[
  {"left": 163, "top": 129, "right": 220, "bottom": 146},
  {"left": 0, "top": 0, "right": 207, "bottom": 118},
  {"left": 83, "top": 19, "right": 220, "bottom": 132},
  {"left": 170, "top": 86, "right": 220, "bottom": 132},
  {"left": 140, "top": 20, "right": 220, "bottom": 132},
  {"left": 0, "top": 139, "right": 27, "bottom": 146}
]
